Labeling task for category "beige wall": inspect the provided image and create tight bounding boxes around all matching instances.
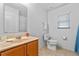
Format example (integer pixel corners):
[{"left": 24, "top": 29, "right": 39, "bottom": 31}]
[
  {"left": 48, "top": 4, "right": 79, "bottom": 51},
  {"left": 27, "top": 4, "right": 47, "bottom": 48},
  {"left": 0, "top": 3, "right": 4, "bottom": 33}
]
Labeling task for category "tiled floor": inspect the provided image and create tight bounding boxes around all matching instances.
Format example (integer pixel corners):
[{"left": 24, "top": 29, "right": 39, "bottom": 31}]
[{"left": 39, "top": 48, "right": 78, "bottom": 56}]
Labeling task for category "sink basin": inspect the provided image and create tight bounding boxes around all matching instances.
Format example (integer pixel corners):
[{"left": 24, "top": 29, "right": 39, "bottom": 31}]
[
  {"left": 0, "top": 36, "right": 28, "bottom": 43},
  {"left": 21, "top": 36, "right": 28, "bottom": 40},
  {"left": 6, "top": 38, "right": 17, "bottom": 42}
]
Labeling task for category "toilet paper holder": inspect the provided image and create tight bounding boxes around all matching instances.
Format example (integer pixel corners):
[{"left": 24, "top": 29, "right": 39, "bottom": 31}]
[{"left": 63, "top": 36, "right": 67, "bottom": 40}]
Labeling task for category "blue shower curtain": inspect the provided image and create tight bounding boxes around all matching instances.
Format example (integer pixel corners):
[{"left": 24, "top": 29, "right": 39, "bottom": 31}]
[{"left": 75, "top": 25, "right": 79, "bottom": 52}]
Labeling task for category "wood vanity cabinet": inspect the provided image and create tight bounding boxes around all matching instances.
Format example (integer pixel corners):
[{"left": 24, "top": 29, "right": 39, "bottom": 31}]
[
  {"left": 1, "top": 44, "right": 26, "bottom": 56},
  {"left": 26, "top": 40, "right": 38, "bottom": 56},
  {"left": 0, "top": 40, "right": 38, "bottom": 56}
]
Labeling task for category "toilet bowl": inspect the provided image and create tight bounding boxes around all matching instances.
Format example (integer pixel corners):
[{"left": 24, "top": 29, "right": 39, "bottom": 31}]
[{"left": 47, "top": 39, "right": 57, "bottom": 50}]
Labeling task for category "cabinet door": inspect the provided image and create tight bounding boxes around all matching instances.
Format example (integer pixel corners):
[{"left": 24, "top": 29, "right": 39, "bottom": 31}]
[
  {"left": 26, "top": 40, "right": 38, "bottom": 56},
  {"left": 1, "top": 44, "right": 26, "bottom": 56}
]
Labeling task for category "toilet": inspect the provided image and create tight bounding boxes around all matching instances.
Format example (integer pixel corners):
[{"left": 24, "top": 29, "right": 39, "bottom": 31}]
[
  {"left": 43, "top": 33, "right": 57, "bottom": 50},
  {"left": 47, "top": 38, "right": 57, "bottom": 50}
]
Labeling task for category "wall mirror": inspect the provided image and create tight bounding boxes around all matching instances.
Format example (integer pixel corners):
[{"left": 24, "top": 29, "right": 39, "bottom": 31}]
[{"left": 4, "top": 3, "right": 27, "bottom": 33}]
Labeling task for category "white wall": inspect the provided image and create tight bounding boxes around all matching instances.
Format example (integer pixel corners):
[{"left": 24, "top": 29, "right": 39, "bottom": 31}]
[
  {"left": 27, "top": 4, "right": 47, "bottom": 48},
  {"left": 48, "top": 4, "right": 79, "bottom": 51}
]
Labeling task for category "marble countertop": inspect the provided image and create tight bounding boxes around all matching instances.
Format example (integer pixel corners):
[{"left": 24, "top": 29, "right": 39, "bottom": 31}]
[{"left": 0, "top": 36, "right": 38, "bottom": 52}]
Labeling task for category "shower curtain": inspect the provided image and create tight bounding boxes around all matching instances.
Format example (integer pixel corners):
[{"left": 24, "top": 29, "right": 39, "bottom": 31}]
[{"left": 75, "top": 25, "right": 79, "bottom": 52}]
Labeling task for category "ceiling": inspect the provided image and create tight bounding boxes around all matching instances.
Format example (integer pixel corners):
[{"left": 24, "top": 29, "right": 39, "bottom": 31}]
[
  {"left": 22, "top": 3, "right": 68, "bottom": 11},
  {"left": 34, "top": 3, "right": 65, "bottom": 10}
]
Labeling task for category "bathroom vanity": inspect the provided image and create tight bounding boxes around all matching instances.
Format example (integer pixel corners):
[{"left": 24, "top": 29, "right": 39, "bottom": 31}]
[{"left": 0, "top": 36, "right": 38, "bottom": 56}]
